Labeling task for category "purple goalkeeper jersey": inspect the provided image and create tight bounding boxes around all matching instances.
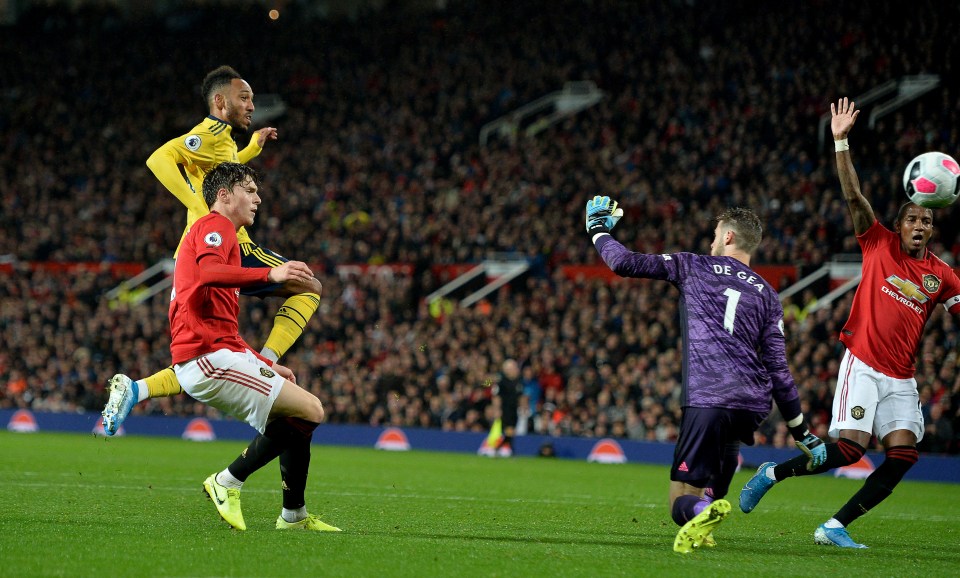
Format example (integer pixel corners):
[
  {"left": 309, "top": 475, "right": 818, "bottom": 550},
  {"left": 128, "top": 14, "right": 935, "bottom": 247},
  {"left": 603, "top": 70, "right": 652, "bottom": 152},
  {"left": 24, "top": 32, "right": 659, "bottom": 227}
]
[{"left": 596, "top": 235, "right": 799, "bottom": 414}]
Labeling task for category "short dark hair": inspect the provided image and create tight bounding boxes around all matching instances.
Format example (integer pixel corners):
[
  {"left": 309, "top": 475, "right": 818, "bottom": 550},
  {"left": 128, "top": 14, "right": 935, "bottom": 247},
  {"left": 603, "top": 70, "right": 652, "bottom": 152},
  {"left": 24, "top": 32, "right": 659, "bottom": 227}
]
[
  {"left": 895, "top": 201, "right": 933, "bottom": 225},
  {"left": 716, "top": 207, "right": 762, "bottom": 254},
  {"left": 202, "top": 162, "right": 260, "bottom": 207},
  {"left": 201, "top": 65, "right": 242, "bottom": 106}
]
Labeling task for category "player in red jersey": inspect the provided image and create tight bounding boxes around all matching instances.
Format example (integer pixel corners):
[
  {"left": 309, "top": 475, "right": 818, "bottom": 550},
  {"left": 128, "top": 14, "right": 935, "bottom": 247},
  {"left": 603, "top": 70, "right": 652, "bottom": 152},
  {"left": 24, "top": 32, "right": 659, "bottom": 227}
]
[
  {"left": 172, "top": 162, "right": 339, "bottom": 532},
  {"left": 101, "top": 65, "right": 321, "bottom": 437},
  {"left": 740, "top": 98, "right": 960, "bottom": 548}
]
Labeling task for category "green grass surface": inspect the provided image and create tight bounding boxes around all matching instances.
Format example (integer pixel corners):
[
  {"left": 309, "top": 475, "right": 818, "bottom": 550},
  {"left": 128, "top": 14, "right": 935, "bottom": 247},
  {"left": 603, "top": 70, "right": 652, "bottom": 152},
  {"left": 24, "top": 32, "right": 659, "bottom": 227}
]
[{"left": 1, "top": 431, "right": 958, "bottom": 577}]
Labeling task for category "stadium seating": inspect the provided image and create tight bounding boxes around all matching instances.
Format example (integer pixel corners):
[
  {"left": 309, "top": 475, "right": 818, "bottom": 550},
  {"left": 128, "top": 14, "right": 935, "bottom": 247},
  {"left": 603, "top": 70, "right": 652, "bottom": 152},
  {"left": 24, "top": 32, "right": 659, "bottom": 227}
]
[{"left": 1, "top": 0, "right": 958, "bottom": 453}]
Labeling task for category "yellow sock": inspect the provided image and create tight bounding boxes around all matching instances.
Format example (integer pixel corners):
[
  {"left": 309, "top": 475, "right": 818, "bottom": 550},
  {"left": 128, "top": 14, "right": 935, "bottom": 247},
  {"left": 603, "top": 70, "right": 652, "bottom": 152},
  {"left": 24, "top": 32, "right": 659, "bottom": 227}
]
[
  {"left": 144, "top": 366, "right": 182, "bottom": 397},
  {"left": 262, "top": 293, "right": 321, "bottom": 360}
]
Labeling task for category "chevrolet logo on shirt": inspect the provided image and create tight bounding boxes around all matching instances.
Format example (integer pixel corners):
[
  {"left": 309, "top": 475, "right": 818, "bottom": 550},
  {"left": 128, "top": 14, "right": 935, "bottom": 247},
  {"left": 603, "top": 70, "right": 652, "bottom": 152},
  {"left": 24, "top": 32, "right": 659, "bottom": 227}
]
[{"left": 885, "top": 275, "right": 929, "bottom": 303}]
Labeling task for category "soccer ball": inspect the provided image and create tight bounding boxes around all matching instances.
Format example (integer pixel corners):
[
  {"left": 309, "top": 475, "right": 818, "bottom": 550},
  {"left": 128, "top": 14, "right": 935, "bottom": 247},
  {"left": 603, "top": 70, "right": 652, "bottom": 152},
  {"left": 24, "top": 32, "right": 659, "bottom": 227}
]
[{"left": 902, "top": 152, "right": 960, "bottom": 208}]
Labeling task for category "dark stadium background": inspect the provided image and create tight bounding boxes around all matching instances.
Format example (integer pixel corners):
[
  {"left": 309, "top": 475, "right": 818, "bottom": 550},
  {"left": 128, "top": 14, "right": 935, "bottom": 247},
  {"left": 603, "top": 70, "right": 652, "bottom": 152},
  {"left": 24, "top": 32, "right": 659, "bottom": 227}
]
[{"left": 2, "top": 0, "right": 959, "bottom": 457}]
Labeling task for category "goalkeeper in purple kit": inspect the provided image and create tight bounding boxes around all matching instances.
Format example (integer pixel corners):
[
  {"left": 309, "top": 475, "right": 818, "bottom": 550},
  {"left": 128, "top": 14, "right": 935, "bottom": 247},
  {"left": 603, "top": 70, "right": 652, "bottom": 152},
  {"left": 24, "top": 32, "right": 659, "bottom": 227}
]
[{"left": 585, "top": 196, "right": 826, "bottom": 553}]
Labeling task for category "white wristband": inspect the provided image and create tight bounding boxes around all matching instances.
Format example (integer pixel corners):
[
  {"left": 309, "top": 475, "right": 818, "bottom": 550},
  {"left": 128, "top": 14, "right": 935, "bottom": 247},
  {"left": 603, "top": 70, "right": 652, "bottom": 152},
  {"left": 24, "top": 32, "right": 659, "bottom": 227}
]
[{"left": 834, "top": 138, "right": 849, "bottom": 152}]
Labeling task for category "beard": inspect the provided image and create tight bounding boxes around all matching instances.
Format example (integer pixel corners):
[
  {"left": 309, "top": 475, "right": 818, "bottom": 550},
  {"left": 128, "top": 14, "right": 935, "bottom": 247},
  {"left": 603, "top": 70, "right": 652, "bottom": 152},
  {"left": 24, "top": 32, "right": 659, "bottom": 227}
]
[{"left": 225, "top": 105, "right": 250, "bottom": 134}]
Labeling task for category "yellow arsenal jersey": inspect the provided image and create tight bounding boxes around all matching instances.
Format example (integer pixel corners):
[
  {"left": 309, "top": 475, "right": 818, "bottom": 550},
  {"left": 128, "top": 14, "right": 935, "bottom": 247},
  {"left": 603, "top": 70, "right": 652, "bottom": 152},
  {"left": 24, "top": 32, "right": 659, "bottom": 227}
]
[{"left": 146, "top": 115, "right": 263, "bottom": 253}]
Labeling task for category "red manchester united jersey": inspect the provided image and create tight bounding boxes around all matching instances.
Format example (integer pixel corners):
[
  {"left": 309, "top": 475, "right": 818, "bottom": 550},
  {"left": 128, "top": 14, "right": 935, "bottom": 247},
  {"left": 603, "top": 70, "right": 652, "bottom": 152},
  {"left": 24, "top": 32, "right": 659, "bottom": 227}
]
[
  {"left": 840, "top": 220, "right": 960, "bottom": 378},
  {"left": 169, "top": 212, "right": 271, "bottom": 364}
]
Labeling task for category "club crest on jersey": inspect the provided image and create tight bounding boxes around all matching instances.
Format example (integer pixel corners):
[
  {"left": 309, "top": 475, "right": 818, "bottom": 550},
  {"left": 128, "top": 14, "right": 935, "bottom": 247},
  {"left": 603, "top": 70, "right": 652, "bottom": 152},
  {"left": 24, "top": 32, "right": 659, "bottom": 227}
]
[
  {"left": 260, "top": 368, "right": 275, "bottom": 378},
  {"left": 204, "top": 232, "right": 222, "bottom": 247},
  {"left": 184, "top": 135, "right": 202, "bottom": 151},
  {"left": 922, "top": 274, "right": 941, "bottom": 294},
  {"left": 851, "top": 406, "right": 865, "bottom": 420}
]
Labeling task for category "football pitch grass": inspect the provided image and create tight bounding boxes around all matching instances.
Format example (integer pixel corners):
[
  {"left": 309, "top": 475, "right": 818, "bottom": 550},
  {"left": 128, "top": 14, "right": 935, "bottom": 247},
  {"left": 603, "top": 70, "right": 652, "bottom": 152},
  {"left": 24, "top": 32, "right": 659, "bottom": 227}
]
[{"left": 1, "top": 432, "right": 958, "bottom": 577}]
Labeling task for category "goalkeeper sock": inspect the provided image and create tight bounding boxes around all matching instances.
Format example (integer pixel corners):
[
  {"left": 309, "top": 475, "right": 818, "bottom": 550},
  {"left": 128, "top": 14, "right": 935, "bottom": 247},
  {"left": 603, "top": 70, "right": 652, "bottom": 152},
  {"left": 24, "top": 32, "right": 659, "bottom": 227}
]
[
  {"left": 143, "top": 367, "right": 182, "bottom": 398},
  {"left": 834, "top": 446, "right": 917, "bottom": 526},
  {"left": 671, "top": 494, "right": 712, "bottom": 526},
  {"left": 774, "top": 438, "right": 865, "bottom": 480},
  {"left": 262, "top": 293, "right": 320, "bottom": 360}
]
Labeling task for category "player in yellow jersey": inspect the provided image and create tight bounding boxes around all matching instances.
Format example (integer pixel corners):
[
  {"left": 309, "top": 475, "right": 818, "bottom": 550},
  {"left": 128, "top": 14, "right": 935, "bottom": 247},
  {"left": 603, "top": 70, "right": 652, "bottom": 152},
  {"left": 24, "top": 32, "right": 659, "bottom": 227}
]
[{"left": 101, "top": 66, "right": 322, "bottom": 435}]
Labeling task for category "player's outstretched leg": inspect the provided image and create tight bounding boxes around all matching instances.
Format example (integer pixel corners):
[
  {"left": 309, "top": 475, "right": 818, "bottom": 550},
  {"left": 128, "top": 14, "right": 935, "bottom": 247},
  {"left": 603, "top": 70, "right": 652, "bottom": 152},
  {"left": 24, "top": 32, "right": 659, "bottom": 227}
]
[
  {"left": 673, "top": 499, "right": 731, "bottom": 553},
  {"left": 101, "top": 374, "right": 139, "bottom": 436},
  {"left": 814, "top": 522, "right": 868, "bottom": 548},
  {"left": 739, "top": 461, "right": 776, "bottom": 513},
  {"left": 202, "top": 473, "right": 246, "bottom": 531},
  {"left": 276, "top": 514, "right": 341, "bottom": 532}
]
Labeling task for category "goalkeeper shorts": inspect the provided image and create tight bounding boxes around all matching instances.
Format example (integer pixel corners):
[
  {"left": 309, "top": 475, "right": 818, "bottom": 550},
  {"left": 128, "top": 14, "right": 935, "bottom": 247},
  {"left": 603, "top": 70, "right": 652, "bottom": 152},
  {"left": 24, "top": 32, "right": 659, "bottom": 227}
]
[{"left": 671, "top": 406, "right": 764, "bottom": 486}]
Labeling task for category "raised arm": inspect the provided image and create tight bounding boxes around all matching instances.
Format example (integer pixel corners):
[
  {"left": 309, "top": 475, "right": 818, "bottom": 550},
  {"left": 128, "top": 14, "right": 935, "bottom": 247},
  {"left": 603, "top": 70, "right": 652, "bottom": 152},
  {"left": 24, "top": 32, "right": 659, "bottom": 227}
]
[
  {"left": 585, "top": 195, "right": 674, "bottom": 280},
  {"left": 831, "top": 97, "right": 875, "bottom": 235},
  {"left": 237, "top": 127, "right": 277, "bottom": 164}
]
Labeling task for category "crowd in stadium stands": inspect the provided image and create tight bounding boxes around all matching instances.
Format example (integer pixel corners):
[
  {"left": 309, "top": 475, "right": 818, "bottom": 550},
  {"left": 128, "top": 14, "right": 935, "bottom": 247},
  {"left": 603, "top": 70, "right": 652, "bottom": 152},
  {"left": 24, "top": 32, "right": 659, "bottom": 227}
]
[{"left": 2, "top": 1, "right": 959, "bottom": 453}]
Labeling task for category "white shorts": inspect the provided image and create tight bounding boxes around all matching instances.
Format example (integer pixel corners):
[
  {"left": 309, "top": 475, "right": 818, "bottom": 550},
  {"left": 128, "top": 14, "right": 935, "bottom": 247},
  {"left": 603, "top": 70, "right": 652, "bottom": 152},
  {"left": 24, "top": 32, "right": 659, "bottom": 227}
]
[
  {"left": 174, "top": 348, "right": 286, "bottom": 434},
  {"left": 830, "top": 349, "right": 924, "bottom": 443}
]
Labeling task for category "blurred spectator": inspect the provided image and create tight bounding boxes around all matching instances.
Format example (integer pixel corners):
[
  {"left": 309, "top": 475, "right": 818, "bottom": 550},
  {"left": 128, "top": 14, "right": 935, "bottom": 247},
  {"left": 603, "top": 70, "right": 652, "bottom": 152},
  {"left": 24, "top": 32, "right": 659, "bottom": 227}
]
[
  {"left": 2, "top": 0, "right": 960, "bottom": 454},
  {"left": 920, "top": 401, "right": 955, "bottom": 454}
]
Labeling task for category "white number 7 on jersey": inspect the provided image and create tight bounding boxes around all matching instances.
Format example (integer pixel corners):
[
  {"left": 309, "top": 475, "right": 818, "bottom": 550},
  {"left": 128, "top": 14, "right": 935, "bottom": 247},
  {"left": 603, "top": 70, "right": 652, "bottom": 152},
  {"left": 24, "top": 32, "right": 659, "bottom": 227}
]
[{"left": 722, "top": 288, "right": 742, "bottom": 335}]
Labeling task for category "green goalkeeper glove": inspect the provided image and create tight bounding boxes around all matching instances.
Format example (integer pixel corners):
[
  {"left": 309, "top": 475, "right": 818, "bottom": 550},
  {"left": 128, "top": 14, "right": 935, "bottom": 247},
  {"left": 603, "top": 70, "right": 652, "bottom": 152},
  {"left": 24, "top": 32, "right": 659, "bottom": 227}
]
[{"left": 585, "top": 195, "right": 623, "bottom": 235}]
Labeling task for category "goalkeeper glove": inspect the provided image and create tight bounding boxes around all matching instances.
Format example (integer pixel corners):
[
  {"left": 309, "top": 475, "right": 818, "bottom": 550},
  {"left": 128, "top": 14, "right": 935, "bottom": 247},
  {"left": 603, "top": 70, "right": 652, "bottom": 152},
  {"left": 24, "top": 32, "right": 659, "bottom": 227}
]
[
  {"left": 585, "top": 195, "right": 623, "bottom": 235},
  {"left": 795, "top": 433, "right": 826, "bottom": 471}
]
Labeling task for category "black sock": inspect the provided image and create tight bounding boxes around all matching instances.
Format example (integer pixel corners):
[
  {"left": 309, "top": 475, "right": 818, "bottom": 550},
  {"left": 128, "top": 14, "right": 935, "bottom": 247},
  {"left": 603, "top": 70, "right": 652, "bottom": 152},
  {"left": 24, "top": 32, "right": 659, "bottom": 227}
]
[
  {"left": 280, "top": 437, "right": 311, "bottom": 510},
  {"left": 228, "top": 433, "right": 286, "bottom": 482},
  {"left": 835, "top": 446, "right": 918, "bottom": 526},
  {"left": 228, "top": 417, "right": 315, "bottom": 482},
  {"left": 774, "top": 438, "right": 865, "bottom": 480},
  {"left": 277, "top": 418, "right": 319, "bottom": 510},
  {"left": 497, "top": 434, "right": 513, "bottom": 450}
]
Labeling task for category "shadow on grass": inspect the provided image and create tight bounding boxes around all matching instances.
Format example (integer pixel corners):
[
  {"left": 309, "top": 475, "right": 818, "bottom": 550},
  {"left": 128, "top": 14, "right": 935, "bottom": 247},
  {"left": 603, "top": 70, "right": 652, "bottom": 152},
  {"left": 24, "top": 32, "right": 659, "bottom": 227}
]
[{"left": 352, "top": 528, "right": 669, "bottom": 548}]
